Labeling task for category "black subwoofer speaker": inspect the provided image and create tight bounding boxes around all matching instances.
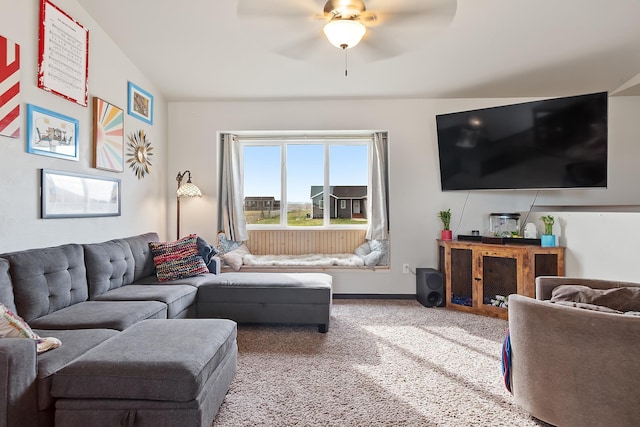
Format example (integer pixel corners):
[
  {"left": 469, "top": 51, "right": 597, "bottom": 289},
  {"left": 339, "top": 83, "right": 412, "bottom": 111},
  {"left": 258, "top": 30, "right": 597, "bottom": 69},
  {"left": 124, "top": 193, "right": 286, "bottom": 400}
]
[{"left": 416, "top": 268, "right": 445, "bottom": 308}]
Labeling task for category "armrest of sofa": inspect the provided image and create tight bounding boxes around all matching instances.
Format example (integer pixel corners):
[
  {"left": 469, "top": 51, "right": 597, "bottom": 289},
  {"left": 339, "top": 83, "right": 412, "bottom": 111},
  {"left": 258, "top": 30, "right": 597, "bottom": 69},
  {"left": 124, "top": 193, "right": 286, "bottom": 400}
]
[
  {"left": 209, "top": 256, "right": 221, "bottom": 275},
  {"left": 0, "top": 338, "right": 39, "bottom": 427},
  {"left": 535, "top": 276, "right": 640, "bottom": 300}
]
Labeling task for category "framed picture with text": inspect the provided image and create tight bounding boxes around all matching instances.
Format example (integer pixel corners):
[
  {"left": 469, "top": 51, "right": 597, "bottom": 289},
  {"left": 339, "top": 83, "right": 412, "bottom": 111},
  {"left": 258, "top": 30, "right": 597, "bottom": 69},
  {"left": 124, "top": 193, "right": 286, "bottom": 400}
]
[
  {"left": 127, "top": 81, "right": 153, "bottom": 125},
  {"left": 37, "top": 0, "right": 89, "bottom": 106}
]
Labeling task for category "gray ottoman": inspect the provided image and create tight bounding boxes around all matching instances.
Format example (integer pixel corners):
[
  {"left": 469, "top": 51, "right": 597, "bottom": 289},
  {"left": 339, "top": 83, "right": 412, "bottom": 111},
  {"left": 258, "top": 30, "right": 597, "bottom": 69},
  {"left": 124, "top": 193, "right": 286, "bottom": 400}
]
[
  {"left": 196, "top": 272, "right": 332, "bottom": 332},
  {"left": 52, "top": 319, "right": 237, "bottom": 427}
]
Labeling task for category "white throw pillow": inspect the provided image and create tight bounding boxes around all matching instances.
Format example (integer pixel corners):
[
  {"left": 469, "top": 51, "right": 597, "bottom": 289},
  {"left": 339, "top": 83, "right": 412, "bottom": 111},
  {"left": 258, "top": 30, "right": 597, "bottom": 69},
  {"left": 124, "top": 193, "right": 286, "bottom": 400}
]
[{"left": 222, "top": 244, "right": 251, "bottom": 271}]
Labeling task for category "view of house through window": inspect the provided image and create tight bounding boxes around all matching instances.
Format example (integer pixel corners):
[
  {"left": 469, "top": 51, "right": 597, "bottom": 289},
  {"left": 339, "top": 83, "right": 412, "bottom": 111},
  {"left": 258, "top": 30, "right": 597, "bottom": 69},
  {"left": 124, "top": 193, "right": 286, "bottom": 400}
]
[{"left": 242, "top": 139, "right": 369, "bottom": 228}]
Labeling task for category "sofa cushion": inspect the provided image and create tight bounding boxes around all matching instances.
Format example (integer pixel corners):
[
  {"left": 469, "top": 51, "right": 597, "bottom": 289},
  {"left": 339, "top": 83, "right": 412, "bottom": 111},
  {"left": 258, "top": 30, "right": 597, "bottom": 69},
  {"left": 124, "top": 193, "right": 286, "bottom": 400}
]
[
  {"left": 32, "top": 328, "right": 119, "bottom": 411},
  {"left": 94, "top": 284, "right": 197, "bottom": 318},
  {"left": 83, "top": 239, "right": 135, "bottom": 299},
  {"left": 149, "top": 235, "right": 209, "bottom": 281},
  {"left": 0, "top": 258, "right": 17, "bottom": 313},
  {"left": 52, "top": 319, "right": 237, "bottom": 402},
  {"left": 28, "top": 300, "right": 167, "bottom": 331},
  {"left": 551, "top": 285, "right": 640, "bottom": 312},
  {"left": 3, "top": 244, "right": 88, "bottom": 322},
  {"left": 122, "top": 232, "right": 159, "bottom": 282}
]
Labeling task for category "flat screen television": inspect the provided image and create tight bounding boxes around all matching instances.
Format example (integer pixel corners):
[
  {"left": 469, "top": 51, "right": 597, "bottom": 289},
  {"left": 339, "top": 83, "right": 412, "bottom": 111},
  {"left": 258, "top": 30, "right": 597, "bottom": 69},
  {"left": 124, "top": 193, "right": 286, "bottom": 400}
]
[{"left": 435, "top": 92, "right": 608, "bottom": 191}]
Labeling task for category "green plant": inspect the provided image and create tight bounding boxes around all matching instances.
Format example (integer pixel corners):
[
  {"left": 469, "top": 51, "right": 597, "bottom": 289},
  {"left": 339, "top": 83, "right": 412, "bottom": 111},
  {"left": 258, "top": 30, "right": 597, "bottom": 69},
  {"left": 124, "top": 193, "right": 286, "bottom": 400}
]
[
  {"left": 540, "top": 215, "right": 554, "bottom": 235},
  {"left": 438, "top": 209, "right": 451, "bottom": 231}
]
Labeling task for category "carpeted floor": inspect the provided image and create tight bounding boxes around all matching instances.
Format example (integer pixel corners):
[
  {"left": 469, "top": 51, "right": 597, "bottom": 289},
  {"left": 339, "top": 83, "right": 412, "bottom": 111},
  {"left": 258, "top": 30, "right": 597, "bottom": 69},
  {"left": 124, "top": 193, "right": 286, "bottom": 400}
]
[{"left": 212, "top": 299, "right": 546, "bottom": 427}]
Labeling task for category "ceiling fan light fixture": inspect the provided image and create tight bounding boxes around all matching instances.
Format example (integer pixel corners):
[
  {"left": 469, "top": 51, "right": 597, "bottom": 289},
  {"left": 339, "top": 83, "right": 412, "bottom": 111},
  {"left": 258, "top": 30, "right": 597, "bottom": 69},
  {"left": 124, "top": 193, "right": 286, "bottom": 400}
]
[{"left": 323, "top": 19, "right": 366, "bottom": 49}]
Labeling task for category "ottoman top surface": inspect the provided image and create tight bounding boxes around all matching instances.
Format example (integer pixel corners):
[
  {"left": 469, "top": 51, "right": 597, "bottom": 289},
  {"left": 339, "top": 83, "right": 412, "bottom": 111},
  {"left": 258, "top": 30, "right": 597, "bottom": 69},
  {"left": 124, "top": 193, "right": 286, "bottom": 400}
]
[{"left": 52, "top": 319, "right": 237, "bottom": 402}]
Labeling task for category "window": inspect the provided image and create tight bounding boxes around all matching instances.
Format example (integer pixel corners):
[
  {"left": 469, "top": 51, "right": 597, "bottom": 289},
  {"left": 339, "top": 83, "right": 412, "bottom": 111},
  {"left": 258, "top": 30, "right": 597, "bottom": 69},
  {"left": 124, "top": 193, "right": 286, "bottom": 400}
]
[{"left": 241, "top": 137, "right": 369, "bottom": 228}]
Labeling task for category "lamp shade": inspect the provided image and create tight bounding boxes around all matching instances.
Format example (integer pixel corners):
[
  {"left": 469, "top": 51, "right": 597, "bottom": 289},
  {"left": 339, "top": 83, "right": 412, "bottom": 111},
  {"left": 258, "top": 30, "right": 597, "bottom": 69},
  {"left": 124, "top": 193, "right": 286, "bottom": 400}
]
[
  {"left": 176, "top": 182, "right": 202, "bottom": 198},
  {"left": 323, "top": 19, "right": 366, "bottom": 49}
]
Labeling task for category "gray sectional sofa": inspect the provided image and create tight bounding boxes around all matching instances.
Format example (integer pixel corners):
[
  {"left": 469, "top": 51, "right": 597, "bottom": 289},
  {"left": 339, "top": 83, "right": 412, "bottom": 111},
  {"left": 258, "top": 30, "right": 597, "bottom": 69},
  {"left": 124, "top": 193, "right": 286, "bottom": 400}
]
[{"left": 0, "top": 232, "right": 333, "bottom": 427}]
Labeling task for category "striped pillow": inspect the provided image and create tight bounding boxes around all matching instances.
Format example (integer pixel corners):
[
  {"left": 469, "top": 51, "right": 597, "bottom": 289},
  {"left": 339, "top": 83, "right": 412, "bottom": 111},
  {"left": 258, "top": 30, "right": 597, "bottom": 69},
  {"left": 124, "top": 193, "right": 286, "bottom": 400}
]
[{"left": 149, "top": 234, "right": 209, "bottom": 281}]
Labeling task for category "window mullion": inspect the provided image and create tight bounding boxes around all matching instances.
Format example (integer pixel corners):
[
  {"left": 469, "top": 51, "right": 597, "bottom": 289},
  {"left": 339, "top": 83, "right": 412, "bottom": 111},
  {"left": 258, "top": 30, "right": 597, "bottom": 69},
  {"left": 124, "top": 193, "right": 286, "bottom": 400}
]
[
  {"left": 323, "top": 143, "right": 330, "bottom": 227},
  {"left": 281, "top": 142, "right": 287, "bottom": 228}
]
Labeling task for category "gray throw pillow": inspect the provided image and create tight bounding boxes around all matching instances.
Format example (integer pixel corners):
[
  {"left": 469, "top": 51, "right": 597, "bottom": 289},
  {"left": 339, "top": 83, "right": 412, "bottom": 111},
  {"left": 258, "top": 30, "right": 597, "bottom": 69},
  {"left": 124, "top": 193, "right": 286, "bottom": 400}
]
[{"left": 363, "top": 250, "right": 382, "bottom": 267}]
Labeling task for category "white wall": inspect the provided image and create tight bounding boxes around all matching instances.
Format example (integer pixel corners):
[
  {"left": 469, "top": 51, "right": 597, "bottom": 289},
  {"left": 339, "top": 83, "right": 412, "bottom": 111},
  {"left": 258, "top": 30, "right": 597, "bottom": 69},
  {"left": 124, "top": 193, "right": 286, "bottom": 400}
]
[
  {"left": 0, "top": 0, "right": 169, "bottom": 252},
  {"left": 169, "top": 96, "right": 640, "bottom": 294}
]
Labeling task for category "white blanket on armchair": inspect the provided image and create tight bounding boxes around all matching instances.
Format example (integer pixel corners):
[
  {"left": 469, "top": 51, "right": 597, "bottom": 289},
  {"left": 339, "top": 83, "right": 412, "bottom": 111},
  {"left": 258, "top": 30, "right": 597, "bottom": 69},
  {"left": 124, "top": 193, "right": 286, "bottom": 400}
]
[{"left": 243, "top": 253, "right": 364, "bottom": 267}]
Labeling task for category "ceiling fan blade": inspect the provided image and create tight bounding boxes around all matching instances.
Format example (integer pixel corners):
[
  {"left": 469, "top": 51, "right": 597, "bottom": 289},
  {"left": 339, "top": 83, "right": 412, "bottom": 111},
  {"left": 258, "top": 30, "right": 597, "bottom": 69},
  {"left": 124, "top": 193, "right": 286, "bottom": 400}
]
[
  {"left": 366, "top": 0, "right": 457, "bottom": 28},
  {"left": 275, "top": 32, "right": 328, "bottom": 60},
  {"left": 357, "top": 29, "right": 403, "bottom": 61},
  {"left": 237, "top": 0, "right": 320, "bottom": 19}
]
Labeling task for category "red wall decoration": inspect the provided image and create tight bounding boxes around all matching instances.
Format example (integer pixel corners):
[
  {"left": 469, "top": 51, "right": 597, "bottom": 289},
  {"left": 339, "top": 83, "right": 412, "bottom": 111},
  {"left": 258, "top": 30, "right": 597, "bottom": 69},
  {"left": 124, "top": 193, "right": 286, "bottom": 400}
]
[{"left": 0, "top": 35, "right": 20, "bottom": 138}]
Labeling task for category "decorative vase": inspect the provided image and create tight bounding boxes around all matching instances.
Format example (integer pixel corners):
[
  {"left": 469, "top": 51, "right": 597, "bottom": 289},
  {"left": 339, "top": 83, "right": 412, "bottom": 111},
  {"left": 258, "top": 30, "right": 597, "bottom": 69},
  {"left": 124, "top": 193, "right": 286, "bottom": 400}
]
[
  {"left": 441, "top": 230, "right": 453, "bottom": 241},
  {"left": 541, "top": 234, "right": 556, "bottom": 247}
]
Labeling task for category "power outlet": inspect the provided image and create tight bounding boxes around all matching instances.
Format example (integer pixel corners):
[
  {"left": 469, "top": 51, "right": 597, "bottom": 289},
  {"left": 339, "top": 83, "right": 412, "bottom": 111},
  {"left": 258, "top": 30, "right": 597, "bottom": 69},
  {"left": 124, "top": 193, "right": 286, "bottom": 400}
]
[{"left": 402, "top": 264, "right": 410, "bottom": 274}]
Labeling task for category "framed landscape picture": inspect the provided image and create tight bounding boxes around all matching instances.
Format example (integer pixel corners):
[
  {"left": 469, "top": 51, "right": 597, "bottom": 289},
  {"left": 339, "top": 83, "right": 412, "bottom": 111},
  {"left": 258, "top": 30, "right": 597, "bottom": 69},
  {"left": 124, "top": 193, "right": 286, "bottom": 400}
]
[
  {"left": 93, "top": 97, "right": 124, "bottom": 172},
  {"left": 41, "top": 169, "right": 121, "bottom": 218},
  {"left": 127, "top": 81, "right": 153, "bottom": 125},
  {"left": 26, "top": 104, "right": 79, "bottom": 161}
]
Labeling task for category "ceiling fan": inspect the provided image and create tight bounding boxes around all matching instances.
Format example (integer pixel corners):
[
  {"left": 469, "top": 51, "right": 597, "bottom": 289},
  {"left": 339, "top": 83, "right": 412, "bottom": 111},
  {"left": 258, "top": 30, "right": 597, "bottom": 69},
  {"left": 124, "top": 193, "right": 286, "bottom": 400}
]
[{"left": 237, "top": 0, "right": 457, "bottom": 61}]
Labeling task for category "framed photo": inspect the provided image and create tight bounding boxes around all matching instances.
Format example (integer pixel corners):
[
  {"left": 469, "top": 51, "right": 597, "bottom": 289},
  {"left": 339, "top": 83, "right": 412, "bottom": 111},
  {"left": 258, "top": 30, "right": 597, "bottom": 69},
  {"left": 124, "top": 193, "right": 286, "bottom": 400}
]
[
  {"left": 37, "top": 0, "right": 89, "bottom": 106},
  {"left": 127, "top": 82, "right": 153, "bottom": 125},
  {"left": 93, "top": 97, "right": 124, "bottom": 172},
  {"left": 26, "top": 104, "right": 79, "bottom": 161},
  {"left": 41, "top": 169, "right": 121, "bottom": 218}
]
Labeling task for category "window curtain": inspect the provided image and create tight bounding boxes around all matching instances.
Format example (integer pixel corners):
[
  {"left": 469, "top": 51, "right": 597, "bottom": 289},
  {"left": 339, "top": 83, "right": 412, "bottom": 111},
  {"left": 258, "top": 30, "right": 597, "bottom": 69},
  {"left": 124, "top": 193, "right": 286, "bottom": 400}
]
[
  {"left": 218, "top": 133, "right": 248, "bottom": 242},
  {"left": 366, "top": 132, "right": 390, "bottom": 240}
]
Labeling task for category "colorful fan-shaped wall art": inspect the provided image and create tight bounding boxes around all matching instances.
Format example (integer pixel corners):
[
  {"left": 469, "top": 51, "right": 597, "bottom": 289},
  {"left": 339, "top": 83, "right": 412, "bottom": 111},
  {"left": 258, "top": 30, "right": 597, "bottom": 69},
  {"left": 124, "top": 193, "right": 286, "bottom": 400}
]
[{"left": 92, "top": 97, "right": 124, "bottom": 172}]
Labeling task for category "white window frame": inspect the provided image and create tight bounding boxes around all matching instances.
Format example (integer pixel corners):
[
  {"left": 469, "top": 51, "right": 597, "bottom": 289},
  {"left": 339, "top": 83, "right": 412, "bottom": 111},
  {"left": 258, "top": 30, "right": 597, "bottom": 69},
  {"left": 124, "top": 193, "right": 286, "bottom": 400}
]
[{"left": 238, "top": 132, "right": 371, "bottom": 230}]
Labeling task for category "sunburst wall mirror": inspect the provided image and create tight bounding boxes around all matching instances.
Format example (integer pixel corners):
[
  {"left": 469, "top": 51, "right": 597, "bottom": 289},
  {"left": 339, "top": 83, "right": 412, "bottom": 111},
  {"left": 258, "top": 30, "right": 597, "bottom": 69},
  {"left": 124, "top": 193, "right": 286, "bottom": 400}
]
[{"left": 126, "top": 129, "right": 153, "bottom": 179}]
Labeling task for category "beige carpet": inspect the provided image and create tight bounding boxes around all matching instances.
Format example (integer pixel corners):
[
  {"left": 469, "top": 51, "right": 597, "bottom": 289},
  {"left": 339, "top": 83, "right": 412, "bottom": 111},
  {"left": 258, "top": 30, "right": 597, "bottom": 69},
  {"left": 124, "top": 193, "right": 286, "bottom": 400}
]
[{"left": 213, "top": 299, "right": 545, "bottom": 427}]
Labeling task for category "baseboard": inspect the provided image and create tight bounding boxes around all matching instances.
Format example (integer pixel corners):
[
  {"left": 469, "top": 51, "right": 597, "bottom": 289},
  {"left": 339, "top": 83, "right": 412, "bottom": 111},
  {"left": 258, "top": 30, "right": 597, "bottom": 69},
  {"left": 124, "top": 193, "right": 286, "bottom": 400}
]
[{"left": 333, "top": 294, "right": 415, "bottom": 300}]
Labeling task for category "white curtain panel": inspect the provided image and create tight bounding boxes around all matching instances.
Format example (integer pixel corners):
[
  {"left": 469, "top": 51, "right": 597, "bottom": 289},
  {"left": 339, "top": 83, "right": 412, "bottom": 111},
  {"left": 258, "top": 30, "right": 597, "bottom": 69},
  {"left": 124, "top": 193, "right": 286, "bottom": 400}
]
[
  {"left": 366, "top": 132, "right": 389, "bottom": 241},
  {"left": 219, "top": 133, "right": 248, "bottom": 242}
]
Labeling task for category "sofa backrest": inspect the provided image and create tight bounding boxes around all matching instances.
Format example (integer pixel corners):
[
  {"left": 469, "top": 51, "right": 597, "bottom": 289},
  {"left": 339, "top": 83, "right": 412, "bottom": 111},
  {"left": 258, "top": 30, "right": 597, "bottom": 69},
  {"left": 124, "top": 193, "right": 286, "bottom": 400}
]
[
  {"left": 83, "top": 239, "right": 135, "bottom": 299},
  {"left": 0, "top": 258, "right": 17, "bottom": 313},
  {"left": 2, "top": 244, "right": 88, "bottom": 322},
  {"left": 122, "top": 232, "right": 159, "bottom": 282}
]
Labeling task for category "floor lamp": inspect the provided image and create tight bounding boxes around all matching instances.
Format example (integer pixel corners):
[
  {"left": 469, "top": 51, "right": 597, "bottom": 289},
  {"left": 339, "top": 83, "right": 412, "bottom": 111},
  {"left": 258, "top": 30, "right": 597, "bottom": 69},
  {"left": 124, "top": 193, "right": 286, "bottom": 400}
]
[{"left": 176, "top": 170, "right": 202, "bottom": 239}]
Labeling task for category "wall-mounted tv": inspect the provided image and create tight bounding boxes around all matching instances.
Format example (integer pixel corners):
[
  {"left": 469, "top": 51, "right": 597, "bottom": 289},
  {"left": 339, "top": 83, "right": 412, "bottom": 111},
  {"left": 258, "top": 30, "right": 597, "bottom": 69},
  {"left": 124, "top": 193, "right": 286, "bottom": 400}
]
[{"left": 435, "top": 92, "right": 608, "bottom": 191}]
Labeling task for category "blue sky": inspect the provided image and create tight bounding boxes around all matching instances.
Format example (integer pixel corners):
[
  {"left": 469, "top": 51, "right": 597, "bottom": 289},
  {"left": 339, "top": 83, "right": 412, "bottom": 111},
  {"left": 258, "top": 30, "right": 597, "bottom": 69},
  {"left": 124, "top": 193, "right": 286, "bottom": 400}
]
[{"left": 243, "top": 144, "right": 368, "bottom": 203}]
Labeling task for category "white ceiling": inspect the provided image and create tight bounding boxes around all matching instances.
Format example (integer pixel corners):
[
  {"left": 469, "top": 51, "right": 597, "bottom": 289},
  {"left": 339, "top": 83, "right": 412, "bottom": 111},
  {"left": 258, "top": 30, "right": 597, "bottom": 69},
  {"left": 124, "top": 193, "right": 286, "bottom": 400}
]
[{"left": 76, "top": 0, "right": 640, "bottom": 101}]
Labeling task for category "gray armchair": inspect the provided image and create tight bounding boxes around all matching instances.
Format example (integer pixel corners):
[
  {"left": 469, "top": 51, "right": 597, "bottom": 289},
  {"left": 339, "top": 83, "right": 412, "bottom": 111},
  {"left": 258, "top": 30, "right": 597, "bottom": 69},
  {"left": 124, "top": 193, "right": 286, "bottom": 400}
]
[{"left": 507, "top": 276, "right": 640, "bottom": 427}]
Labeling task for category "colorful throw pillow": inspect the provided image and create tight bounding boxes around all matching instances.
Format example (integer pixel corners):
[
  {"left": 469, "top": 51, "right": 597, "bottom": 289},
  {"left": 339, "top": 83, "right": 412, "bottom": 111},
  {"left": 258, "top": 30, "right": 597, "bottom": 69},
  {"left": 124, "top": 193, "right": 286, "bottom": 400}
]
[
  {"left": 217, "top": 232, "right": 244, "bottom": 255},
  {"left": 149, "top": 234, "right": 209, "bottom": 282},
  {"left": 0, "top": 303, "right": 61, "bottom": 354}
]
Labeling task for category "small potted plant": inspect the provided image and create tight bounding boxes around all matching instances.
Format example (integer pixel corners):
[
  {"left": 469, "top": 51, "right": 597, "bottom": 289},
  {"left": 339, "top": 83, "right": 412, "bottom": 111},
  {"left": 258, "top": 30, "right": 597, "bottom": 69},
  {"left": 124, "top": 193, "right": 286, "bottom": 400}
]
[
  {"left": 540, "top": 215, "right": 555, "bottom": 247},
  {"left": 438, "top": 209, "right": 452, "bottom": 240}
]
